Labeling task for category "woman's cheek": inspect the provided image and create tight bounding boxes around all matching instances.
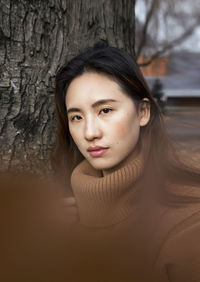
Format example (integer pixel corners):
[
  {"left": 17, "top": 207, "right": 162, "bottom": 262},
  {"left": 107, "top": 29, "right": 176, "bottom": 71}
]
[
  {"left": 112, "top": 114, "right": 135, "bottom": 138},
  {"left": 113, "top": 121, "right": 129, "bottom": 138},
  {"left": 111, "top": 111, "right": 135, "bottom": 137},
  {"left": 69, "top": 127, "right": 81, "bottom": 146}
]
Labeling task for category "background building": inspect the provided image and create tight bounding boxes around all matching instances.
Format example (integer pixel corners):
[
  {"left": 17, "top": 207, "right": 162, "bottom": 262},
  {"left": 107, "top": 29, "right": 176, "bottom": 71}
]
[{"left": 141, "top": 52, "right": 200, "bottom": 106}]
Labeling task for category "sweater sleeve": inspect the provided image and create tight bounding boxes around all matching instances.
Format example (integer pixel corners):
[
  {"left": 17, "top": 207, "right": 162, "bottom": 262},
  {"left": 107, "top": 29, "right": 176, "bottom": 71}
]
[{"left": 155, "top": 209, "right": 200, "bottom": 282}]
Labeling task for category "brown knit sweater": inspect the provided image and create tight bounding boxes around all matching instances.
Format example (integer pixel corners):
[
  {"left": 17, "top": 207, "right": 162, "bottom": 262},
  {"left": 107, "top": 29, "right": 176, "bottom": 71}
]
[
  {"left": 70, "top": 153, "right": 200, "bottom": 282},
  {"left": 71, "top": 150, "right": 145, "bottom": 227}
]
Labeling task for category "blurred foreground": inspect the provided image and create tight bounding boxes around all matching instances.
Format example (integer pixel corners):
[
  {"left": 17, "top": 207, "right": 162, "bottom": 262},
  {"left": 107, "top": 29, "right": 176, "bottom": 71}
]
[{"left": 0, "top": 173, "right": 158, "bottom": 282}]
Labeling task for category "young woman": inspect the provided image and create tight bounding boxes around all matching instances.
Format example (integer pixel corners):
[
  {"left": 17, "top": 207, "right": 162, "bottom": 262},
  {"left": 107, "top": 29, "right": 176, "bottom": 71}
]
[{"left": 52, "top": 41, "right": 200, "bottom": 281}]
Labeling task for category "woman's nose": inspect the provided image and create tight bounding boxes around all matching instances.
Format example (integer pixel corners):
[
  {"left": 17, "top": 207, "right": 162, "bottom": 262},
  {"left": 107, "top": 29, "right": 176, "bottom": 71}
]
[{"left": 84, "top": 118, "right": 102, "bottom": 141}]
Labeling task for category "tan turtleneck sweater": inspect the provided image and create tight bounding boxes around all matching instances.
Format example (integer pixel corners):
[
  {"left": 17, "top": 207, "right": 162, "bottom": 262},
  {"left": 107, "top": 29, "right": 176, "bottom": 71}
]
[
  {"left": 71, "top": 150, "right": 145, "bottom": 228},
  {"left": 70, "top": 152, "right": 200, "bottom": 282}
]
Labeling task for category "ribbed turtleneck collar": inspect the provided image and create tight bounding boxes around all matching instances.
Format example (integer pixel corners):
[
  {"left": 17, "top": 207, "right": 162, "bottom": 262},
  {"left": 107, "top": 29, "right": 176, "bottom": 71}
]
[{"left": 71, "top": 151, "right": 145, "bottom": 228}]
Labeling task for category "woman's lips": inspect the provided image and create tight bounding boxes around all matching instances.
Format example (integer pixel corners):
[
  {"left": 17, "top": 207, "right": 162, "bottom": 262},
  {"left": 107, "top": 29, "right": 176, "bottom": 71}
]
[{"left": 89, "top": 148, "right": 108, "bottom": 157}]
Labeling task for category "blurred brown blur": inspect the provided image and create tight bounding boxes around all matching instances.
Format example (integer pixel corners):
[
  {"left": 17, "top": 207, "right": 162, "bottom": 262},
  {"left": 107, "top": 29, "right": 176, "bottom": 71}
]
[
  {"left": 0, "top": 173, "right": 58, "bottom": 281},
  {"left": 0, "top": 172, "right": 152, "bottom": 282}
]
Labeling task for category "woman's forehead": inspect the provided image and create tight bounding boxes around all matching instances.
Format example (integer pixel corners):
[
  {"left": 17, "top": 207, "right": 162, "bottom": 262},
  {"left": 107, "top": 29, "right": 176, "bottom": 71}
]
[{"left": 65, "top": 72, "right": 129, "bottom": 106}]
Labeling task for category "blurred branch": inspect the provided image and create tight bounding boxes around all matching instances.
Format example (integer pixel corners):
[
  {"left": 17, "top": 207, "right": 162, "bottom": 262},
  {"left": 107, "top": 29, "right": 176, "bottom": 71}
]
[
  {"left": 135, "top": 0, "right": 200, "bottom": 67},
  {"left": 136, "top": 0, "right": 160, "bottom": 59},
  {"left": 138, "top": 19, "right": 200, "bottom": 67}
]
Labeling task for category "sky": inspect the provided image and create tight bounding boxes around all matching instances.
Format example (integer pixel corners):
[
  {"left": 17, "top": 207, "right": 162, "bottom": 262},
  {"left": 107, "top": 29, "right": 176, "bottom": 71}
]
[{"left": 135, "top": 0, "right": 200, "bottom": 53}]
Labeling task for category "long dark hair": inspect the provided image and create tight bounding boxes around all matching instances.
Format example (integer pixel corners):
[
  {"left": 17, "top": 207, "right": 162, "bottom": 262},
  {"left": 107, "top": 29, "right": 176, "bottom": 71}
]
[{"left": 51, "top": 40, "right": 200, "bottom": 204}]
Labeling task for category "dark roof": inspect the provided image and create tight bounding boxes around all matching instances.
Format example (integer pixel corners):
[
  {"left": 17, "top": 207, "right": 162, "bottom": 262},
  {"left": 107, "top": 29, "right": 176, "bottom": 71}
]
[{"left": 145, "top": 51, "right": 200, "bottom": 90}]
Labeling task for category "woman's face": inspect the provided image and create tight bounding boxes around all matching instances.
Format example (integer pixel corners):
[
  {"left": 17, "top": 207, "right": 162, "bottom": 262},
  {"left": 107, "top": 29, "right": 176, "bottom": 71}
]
[{"left": 65, "top": 72, "right": 150, "bottom": 175}]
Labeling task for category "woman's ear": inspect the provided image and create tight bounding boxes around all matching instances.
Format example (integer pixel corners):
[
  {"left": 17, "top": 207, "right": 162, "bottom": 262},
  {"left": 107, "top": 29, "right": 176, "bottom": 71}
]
[{"left": 139, "top": 98, "right": 151, "bottom": 127}]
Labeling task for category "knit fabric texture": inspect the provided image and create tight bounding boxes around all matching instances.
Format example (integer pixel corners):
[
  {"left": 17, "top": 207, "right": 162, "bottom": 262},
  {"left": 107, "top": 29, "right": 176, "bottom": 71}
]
[{"left": 71, "top": 150, "right": 145, "bottom": 227}]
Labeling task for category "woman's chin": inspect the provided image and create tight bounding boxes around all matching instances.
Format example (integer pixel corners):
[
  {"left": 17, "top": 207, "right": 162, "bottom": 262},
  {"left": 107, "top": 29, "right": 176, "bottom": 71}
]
[{"left": 87, "top": 158, "right": 119, "bottom": 172}]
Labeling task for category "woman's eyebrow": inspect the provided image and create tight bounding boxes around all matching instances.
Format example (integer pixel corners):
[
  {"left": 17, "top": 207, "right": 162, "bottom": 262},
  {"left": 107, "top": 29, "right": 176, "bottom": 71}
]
[{"left": 67, "top": 99, "right": 118, "bottom": 114}]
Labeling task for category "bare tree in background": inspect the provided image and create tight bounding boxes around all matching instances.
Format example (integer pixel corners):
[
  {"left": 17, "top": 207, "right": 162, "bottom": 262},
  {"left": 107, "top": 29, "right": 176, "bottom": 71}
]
[
  {"left": 0, "top": 0, "right": 135, "bottom": 173},
  {"left": 135, "top": 0, "right": 200, "bottom": 66}
]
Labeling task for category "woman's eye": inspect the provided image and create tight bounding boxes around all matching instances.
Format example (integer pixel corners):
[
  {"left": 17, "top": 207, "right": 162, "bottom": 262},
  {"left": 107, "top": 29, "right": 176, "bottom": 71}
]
[
  {"left": 71, "top": 115, "right": 82, "bottom": 121},
  {"left": 70, "top": 109, "right": 112, "bottom": 121},
  {"left": 100, "top": 108, "right": 113, "bottom": 114}
]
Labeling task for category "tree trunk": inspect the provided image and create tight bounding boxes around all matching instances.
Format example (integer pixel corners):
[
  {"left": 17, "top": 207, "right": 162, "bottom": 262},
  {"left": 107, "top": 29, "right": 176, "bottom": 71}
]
[{"left": 0, "top": 0, "right": 135, "bottom": 174}]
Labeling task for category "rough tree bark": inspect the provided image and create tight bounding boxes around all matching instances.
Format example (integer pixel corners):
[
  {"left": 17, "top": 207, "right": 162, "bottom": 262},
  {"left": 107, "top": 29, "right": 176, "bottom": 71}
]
[{"left": 0, "top": 0, "right": 135, "bottom": 173}]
